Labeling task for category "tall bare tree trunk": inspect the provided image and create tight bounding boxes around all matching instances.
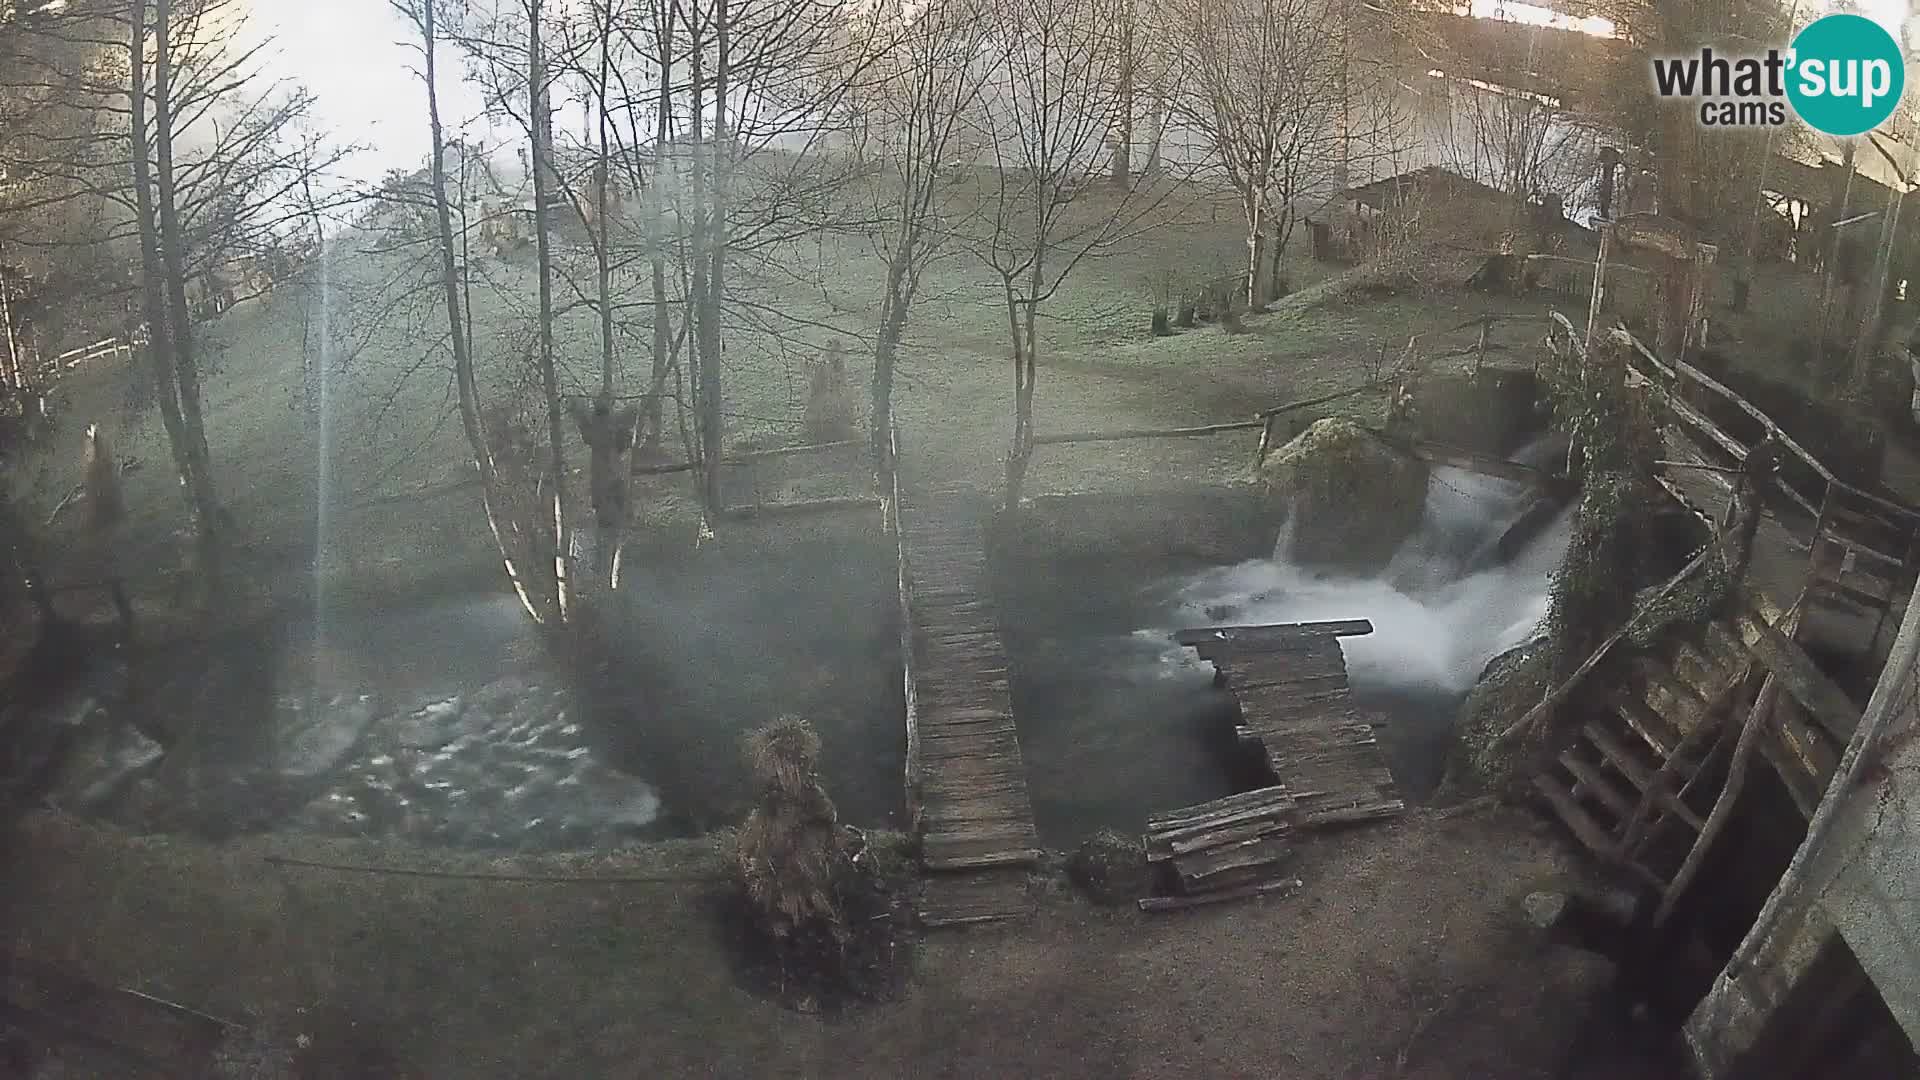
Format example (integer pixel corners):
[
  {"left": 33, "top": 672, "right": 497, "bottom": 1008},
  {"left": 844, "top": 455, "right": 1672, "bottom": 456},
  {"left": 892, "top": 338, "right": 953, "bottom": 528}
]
[
  {"left": 593, "top": 5, "right": 616, "bottom": 403},
  {"left": 700, "top": 0, "right": 730, "bottom": 513},
  {"left": 686, "top": 25, "right": 714, "bottom": 510},
  {"left": 1111, "top": 0, "right": 1133, "bottom": 190},
  {"left": 150, "top": 0, "right": 225, "bottom": 588},
  {"left": 128, "top": 0, "right": 197, "bottom": 507},
  {"left": 0, "top": 256, "right": 20, "bottom": 391},
  {"left": 874, "top": 256, "right": 910, "bottom": 485},
  {"left": 528, "top": 0, "right": 572, "bottom": 620},
  {"left": 414, "top": 0, "right": 550, "bottom": 626},
  {"left": 641, "top": 3, "right": 673, "bottom": 456},
  {"left": 1849, "top": 177, "right": 1905, "bottom": 394},
  {"left": 1818, "top": 140, "right": 1858, "bottom": 359},
  {"left": 1004, "top": 243, "right": 1044, "bottom": 510},
  {"left": 1244, "top": 188, "right": 1270, "bottom": 311}
]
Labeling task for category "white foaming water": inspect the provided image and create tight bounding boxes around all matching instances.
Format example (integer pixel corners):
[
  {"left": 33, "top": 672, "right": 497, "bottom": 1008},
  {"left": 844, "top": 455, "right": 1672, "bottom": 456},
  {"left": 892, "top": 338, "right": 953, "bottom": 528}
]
[{"left": 1167, "top": 465, "right": 1573, "bottom": 697}]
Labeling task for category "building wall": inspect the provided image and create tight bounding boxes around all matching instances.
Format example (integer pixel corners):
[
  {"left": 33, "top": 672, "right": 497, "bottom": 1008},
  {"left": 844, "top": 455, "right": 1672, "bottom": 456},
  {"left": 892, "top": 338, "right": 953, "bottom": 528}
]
[{"left": 1687, "top": 584, "right": 1920, "bottom": 1075}]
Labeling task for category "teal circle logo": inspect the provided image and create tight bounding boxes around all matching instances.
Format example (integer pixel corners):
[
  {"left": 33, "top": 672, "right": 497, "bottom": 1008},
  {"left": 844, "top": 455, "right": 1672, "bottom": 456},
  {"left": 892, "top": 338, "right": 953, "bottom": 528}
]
[{"left": 1786, "top": 14, "right": 1905, "bottom": 137}]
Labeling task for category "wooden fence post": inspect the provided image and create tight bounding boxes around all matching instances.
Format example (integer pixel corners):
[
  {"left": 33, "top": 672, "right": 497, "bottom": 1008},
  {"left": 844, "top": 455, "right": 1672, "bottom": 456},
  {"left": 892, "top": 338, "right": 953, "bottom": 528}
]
[{"left": 1585, "top": 223, "right": 1612, "bottom": 356}]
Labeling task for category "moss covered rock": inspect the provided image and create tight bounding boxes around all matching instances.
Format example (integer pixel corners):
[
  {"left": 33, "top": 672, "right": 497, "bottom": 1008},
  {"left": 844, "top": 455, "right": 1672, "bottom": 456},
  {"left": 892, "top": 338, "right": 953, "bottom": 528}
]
[
  {"left": 1260, "top": 419, "right": 1429, "bottom": 571},
  {"left": 1445, "top": 640, "right": 1555, "bottom": 797}
]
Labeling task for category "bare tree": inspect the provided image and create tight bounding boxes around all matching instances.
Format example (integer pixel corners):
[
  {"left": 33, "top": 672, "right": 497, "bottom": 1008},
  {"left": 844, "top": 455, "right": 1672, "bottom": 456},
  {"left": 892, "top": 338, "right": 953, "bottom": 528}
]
[
  {"left": 965, "top": 0, "right": 1154, "bottom": 507},
  {"left": 1164, "top": 0, "right": 1341, "bottom": 310},
  {"left": 1432, "top": 75, "right": 1595, "bottom": 219},
  {"left": 391, "top": 0, "right": 564, "bottom": 627},
  {"left": 855, "top": 0, "right": 995, "bottom": 484}
]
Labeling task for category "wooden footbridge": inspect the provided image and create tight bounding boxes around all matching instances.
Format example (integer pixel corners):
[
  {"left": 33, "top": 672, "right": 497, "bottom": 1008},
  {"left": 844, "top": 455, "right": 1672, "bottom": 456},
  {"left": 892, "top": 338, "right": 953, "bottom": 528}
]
[
  {"left": 893, "top": 486, "right": 1042, "bottom": 928},
  {"left": 1176, "top": 621, "right": 1405, "bottom": 828}
]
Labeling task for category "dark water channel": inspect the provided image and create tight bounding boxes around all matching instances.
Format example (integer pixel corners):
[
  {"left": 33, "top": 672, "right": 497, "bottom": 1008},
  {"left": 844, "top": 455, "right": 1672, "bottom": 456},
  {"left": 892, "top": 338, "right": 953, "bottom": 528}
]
[
  {"left": 998, "top": 556, "right": 1250, "bottom": 847},
  {"left": 27, "top": 520, "right": 905, "bottom": 849},
  {"left": 998, "top": 464, "right": 1575, "bottom": 845}
]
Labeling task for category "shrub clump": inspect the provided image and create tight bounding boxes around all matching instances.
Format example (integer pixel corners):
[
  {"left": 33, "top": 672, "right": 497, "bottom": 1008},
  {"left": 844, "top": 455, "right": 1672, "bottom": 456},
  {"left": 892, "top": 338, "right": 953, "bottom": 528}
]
[
  {"left": 1067, "top": 829, "right": 1150, "bottom": 906},
  {"left": 729, "top": 717, "right": 910, "bottom": 1012},
  {"left": 802, "top": 344, "right": 859, "bottom": 445},
  {"left": 1446, "top": 640, "right": 1556, "bottom": 796},
  {"left": 737, "top": 716, "right": 846, "bottom": 948}
]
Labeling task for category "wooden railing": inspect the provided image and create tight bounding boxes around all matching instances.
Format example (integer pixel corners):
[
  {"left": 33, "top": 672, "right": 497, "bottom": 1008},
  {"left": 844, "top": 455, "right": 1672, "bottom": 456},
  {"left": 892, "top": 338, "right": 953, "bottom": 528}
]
[
  {"left": 887, "top": 420, "right": 920, "bottom": 822},
  {"left": 628, "top": 437, "right": 878, "bottom": 517},
  {"left": 1546, "top": 309, "right": 1920, "bottom": 643}
]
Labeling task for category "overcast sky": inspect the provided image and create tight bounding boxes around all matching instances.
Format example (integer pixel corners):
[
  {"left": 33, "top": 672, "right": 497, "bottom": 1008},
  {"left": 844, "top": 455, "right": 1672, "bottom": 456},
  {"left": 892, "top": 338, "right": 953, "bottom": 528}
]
[
  {"left": 246, "top": 0, "right": 492, "bottom": 188},
  {"left": 246, "top": 0, "right": 1911, "bottom": 192}
]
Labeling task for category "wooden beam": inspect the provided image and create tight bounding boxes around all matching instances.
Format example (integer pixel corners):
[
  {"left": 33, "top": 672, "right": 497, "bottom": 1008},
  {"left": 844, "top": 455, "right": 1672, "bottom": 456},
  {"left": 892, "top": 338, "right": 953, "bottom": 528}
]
[
  {"left": 1175, "top": 620, "right": 1374, "bottom": 647},
  {"left": 721, "top": 439, "right": 861, "bottom": 463},
  {"left": 1373, "top": 432, "right": 1556, "bottom": 488},
  {"left": 1494, "top": 545, "right": 1717, "bottom": 746},
  {"left": 1257, "top": 379, "right": 1386, "bottom": 419},
  {"left": 1138, "top": 876, "right": 1299, "bottom": 913},
  {"left": 1031, "top": 420, "right": 1265, "bottom": 445},
  {"left": 1656, "top": 674, "right": 1779, "bottom": 927},
  {"left": 1737, "top": 609, "right": 1862, "bottom": 743}
]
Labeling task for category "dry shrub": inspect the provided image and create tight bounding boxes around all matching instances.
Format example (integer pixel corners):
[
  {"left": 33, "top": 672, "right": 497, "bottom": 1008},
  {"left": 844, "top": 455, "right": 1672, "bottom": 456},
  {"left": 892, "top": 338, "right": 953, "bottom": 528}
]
[
  {"left": 1067, "top": 829, "right": 1149, "bottom": 906},
  {"left": 802, "top": 343, "right": 858, "bottom": 445},
  {"left": 737, "top": 716, "right": 847, "bottom": 946}
]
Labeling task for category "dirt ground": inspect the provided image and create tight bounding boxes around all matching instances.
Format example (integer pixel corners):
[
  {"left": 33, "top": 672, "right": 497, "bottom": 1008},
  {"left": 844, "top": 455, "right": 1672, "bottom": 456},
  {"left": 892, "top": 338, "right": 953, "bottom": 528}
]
[{"left": 1, "top": 804, "right": 1683, "bottom": 1079}]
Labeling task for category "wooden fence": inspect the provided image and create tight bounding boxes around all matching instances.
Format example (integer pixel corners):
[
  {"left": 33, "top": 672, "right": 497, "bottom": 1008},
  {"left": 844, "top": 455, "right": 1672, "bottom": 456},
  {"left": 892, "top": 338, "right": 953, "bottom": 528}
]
[{"left": 630, "top": 436, "right": 878, "bottom": 518}]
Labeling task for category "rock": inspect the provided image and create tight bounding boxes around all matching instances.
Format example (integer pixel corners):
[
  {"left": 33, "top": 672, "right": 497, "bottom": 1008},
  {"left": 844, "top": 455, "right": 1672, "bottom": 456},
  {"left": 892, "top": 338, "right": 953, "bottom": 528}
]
[
  {"left": 46, "top": 720, "right": 165, "bottom": 812},
  {"left": 1444, "top": 640, "right": 1555, "bottom": 796},
  {"left": 275, "top": 694, "right": 375, "bottom": 779},
  {"left": 1261, "top": 419, "right": 1429, "bottom": 572},
  {"left": 1524, "top": 890, "right": 1569, "bottom": 930}
]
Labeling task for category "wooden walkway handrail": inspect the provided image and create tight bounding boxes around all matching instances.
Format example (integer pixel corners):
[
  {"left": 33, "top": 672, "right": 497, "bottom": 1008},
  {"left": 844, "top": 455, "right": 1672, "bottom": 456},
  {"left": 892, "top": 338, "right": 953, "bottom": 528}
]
[
  {"left": 1550, "top": 309, "right": 1920, "bottom": 531},
  {"left": 1523, "top": 252, "right": 1655, "bottom": 278},
  {"left": 1609, "top": 327, "right": 1920, "bottom": 529}
]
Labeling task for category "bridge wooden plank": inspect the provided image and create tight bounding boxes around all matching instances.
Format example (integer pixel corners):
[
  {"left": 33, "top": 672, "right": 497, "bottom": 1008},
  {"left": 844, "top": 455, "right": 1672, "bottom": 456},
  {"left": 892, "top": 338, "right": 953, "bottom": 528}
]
[{"left": 901, "top": 496, "right": 1040, "bottom": 926}]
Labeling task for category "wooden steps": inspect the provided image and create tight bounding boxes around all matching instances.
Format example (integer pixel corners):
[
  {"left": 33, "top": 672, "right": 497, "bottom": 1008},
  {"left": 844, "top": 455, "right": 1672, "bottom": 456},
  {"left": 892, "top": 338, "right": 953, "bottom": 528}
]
[
  {"left": 899, "top": 494, "right": 1038, "bottom": 927},
  {"left": 1532, "top": 623, "right": 1735, "bottom": 897}
]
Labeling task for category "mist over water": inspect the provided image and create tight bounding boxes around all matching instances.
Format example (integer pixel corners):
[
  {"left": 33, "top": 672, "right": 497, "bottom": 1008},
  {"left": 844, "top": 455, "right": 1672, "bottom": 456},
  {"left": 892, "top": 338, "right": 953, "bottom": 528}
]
[{"left": 1161, "top": 465, "right": 1573, "bottom": 699}]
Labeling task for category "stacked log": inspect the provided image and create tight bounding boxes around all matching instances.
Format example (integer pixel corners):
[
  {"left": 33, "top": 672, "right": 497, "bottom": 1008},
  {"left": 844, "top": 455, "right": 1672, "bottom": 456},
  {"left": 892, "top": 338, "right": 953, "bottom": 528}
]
[{"left": 1140, "top": 785, "right": 1298, "bottom": 912}]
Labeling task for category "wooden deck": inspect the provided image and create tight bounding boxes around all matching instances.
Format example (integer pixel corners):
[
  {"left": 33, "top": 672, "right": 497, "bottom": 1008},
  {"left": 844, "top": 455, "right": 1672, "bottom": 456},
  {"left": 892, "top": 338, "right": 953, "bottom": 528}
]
[
  {"left": 898, "top": 492, "right": 1039, "bottom": 928},
  {"left": 1177, "top": 622, "right": 1406, "bottom": 828}
]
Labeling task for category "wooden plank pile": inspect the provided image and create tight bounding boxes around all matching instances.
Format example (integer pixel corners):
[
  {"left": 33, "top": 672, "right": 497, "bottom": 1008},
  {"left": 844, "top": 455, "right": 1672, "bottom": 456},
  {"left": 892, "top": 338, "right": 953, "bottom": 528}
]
[{"left": 1140, "top": 785, "right": 1300, "bottom": 912}]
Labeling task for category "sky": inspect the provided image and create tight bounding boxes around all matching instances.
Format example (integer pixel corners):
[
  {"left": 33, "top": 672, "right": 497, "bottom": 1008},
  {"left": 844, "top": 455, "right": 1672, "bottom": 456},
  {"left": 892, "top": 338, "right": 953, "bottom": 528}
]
[
  {"left": 247, "top": 0, "right": 1914, "bottom": 191},
  {"left": 245, "top": 0, "right": 490, "bottom": 188}
]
